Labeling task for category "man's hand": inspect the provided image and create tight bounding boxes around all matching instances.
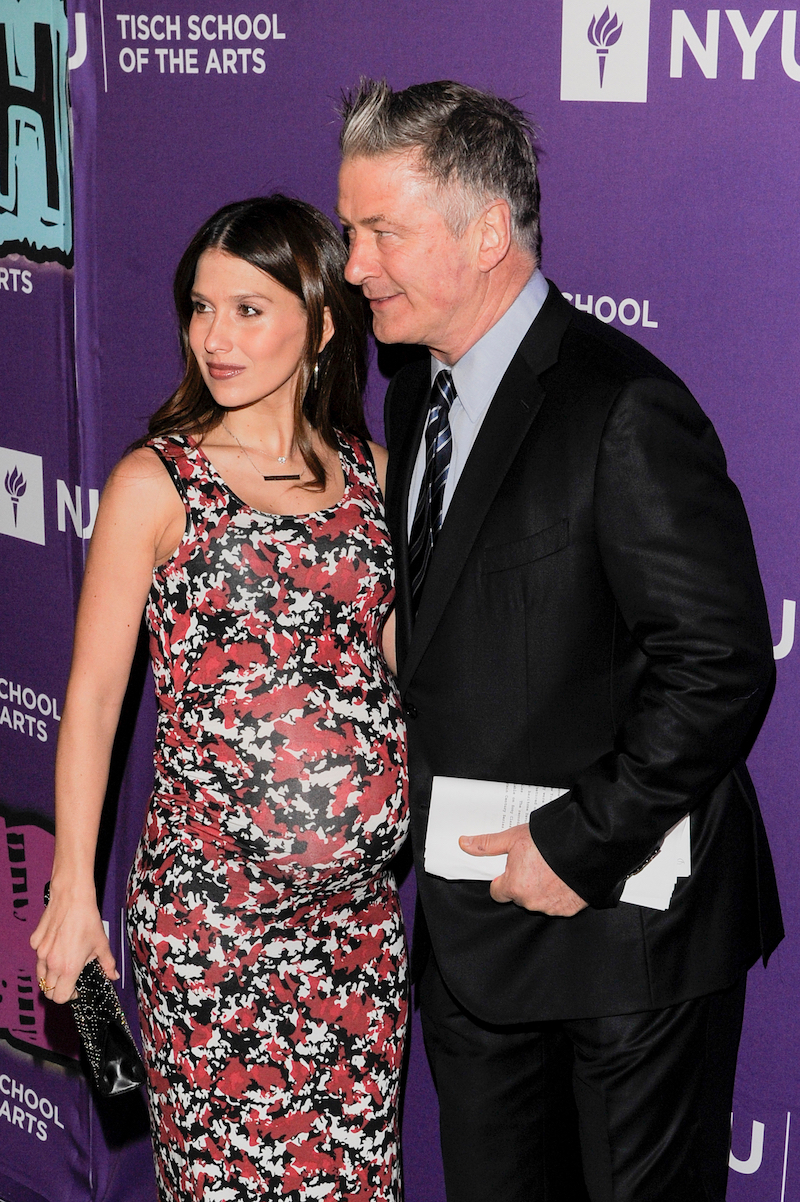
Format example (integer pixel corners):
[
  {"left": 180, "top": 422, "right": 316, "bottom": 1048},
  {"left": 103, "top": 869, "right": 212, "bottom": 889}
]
[{"left": 460, "top": 823, "right": 588, "bottom": 916}]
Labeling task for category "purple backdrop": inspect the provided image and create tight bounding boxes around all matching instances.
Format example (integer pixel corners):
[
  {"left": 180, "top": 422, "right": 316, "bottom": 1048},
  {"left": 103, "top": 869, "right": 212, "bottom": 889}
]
[{"left": 1, "top": 0, "right": 798, "bottom": 1198}]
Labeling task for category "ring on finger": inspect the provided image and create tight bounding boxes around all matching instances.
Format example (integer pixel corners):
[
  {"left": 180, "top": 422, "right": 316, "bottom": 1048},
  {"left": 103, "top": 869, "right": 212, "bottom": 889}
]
[{"left": 38, "top": 976, "right": 55, "bottom": 995}]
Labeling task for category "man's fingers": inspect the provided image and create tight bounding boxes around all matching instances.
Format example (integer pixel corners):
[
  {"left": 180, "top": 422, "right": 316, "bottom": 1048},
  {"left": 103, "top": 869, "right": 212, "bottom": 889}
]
[
  {"left": 489, "top": 875, "right": 513, "bottom": 904},
  {"left": 459, "top": 829, "right": 510, "bottom": 856}
]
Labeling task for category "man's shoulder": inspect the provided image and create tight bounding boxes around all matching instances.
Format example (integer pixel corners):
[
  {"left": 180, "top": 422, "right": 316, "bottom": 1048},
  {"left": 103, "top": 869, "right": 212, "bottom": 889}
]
[
  {"left": 543, "top": 305, "right": 721, "bottom": 457},
  {"left": 552, "top": 305, "right": 687, "bottom": 396}
]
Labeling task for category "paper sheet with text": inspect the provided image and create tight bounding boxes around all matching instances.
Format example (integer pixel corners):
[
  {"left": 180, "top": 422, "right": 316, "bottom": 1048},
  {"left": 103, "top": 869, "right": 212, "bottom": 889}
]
[{"left": 424, "top": 776, "right": 690, "bottom": 910}]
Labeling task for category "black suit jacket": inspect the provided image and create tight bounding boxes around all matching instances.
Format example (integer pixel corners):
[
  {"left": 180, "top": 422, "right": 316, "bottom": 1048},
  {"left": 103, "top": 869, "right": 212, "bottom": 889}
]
[{"left": 384, "top": 283, "right": 783, "bottom": 1024}]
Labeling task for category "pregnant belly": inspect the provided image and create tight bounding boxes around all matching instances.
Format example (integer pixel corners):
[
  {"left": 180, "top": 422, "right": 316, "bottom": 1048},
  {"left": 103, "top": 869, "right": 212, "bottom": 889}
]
[{"left": 149, "top": 747, "right": 407, "bottom": 895}]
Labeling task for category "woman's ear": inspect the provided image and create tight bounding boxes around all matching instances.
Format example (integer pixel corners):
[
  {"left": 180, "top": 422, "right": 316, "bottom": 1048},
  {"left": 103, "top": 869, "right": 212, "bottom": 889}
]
[{"left": 319, "top": 306, "right": 335, "bottom": 352}]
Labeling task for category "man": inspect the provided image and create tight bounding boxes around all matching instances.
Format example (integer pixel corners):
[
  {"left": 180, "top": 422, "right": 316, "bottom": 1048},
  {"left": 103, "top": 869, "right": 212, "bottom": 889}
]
[{"left": 337, "top": 80, "right": 782, "bottom": 1202}]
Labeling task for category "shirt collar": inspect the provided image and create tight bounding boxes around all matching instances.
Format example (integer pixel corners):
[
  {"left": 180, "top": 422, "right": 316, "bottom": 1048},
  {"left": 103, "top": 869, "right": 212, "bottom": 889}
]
[{"left": 431, "top": 268, "right": 550, "bottom": 423}]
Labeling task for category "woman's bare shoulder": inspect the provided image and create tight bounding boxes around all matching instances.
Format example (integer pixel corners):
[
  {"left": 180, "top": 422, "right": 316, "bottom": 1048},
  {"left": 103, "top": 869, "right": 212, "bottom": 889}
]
[
  {"left": 98, "top": 447, "right": 183, "bottom": 532},
  {"left": 109, "top": 446, "right": 169, "bottom": 484}
]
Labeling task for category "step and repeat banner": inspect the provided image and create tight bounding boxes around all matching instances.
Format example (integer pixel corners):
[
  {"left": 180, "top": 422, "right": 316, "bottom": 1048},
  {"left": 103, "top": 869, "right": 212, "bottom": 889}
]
[{"left": 1, "top": 1, "right": 798, "bottom": 1198}]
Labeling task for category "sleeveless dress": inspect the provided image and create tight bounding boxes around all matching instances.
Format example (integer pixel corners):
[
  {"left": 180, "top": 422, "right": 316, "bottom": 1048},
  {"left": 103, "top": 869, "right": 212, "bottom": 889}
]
[{"left": 126, "top": 433, "right": 409, "bottom": 1202}]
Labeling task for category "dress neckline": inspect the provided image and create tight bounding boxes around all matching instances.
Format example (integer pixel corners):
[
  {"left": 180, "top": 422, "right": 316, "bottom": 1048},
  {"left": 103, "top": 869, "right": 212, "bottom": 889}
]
[{"left": 185, "top": 432, "right": 354, "bottom": 520}]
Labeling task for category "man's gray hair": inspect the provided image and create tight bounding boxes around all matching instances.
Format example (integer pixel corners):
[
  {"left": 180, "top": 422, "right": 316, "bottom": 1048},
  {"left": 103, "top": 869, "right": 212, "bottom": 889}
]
[{"left": 339, "top": 79, "right": 541, "bottom": 259}]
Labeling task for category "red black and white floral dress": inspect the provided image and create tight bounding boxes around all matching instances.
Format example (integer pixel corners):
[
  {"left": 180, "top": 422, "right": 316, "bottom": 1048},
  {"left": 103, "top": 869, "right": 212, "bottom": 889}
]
[{"left": 126, "top": 433, "right": 408, "bottom": 1202}]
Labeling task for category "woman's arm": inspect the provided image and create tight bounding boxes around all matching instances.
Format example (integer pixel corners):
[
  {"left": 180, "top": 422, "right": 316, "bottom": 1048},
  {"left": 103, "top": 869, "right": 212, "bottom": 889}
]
[
  {"left": 30, "top": 449, "right": 184, "bottom": 1003},
  {"left": 368, "top": 441, "right": 388, "bottom": 497}
]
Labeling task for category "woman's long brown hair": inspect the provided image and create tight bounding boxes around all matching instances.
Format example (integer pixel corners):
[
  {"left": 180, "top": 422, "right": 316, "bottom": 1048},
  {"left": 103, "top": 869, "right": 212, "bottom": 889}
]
[{"left": 132, "top": 195, "right": 369, "bottom": 490}]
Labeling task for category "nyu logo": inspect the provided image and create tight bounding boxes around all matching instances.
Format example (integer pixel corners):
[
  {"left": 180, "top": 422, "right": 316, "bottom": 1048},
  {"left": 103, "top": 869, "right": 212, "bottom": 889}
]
[
  {"left": 0, "top": 448, "right": 44, "bottom": 545},
  {"left": 0, "top": 446, "right": 100, "bottom": 546},
  {"left": 670, "top": 10, "right": 800, "bottom": 81},
  {"left": 561, "top": 0, "right": 651, "bottom": 102},
  {"left": 0, "top": 0, "right": 72, "bottom": 264},
  {"left": 563, "top": 3, "right": 800, "bottom": 101}
]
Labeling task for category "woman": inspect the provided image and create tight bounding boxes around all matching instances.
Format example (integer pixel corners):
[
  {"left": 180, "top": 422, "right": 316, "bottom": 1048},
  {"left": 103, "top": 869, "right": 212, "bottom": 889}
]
[{"left": 31, "top": 196, "right": 408, "bottom": 1201}]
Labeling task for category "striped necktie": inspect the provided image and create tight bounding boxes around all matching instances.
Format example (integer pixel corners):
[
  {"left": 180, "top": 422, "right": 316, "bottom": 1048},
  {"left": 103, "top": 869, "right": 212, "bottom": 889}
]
[{"left": 408, "top": 369, "right": 456, "bottom": 614}]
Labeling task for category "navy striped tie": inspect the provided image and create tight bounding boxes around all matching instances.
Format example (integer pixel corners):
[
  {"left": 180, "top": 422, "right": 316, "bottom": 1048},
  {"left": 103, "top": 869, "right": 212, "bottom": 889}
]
[{"left": 408, "top": 369, "right": 456, "bottom": 614}]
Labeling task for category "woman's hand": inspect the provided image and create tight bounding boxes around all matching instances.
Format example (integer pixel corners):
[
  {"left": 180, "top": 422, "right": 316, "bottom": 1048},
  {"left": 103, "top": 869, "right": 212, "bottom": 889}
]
[{"left": 30, "top": 882, "right": 118, "bottom": 1005}]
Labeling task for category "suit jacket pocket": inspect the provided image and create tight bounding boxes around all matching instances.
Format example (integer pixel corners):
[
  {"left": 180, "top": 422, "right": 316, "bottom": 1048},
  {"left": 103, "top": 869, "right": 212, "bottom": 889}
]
[{"left": 482, "top": 519, "right": 570, "bottom": 575}]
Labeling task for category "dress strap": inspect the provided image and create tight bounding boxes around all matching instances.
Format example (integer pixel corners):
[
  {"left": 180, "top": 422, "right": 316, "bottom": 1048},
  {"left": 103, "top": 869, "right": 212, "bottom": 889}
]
[
  {"left": 337, "top": 431, "right": 376, "bottom": 479},
  {"left": 335, "top": 432, "right": 387, "bottom": 514},
  {"left": 146, "top": 434, "right": 242, "bottom": 541},
  {"left": 356, "top": 436, "right": 377, "bottom": 476},
  {"left": 147, "top": 436, "right": 191, "bottom": 504}
]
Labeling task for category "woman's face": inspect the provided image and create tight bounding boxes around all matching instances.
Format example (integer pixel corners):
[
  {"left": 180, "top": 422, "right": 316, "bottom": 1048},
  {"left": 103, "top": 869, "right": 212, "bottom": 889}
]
[{"left": 188, "top": 248, "right": 323, "bottom": 413}]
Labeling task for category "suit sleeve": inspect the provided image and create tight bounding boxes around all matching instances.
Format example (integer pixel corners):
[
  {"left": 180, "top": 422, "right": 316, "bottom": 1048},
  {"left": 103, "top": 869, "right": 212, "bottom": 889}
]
[{"left": 527, "top": 377, "right": 775, "bottom": 908}]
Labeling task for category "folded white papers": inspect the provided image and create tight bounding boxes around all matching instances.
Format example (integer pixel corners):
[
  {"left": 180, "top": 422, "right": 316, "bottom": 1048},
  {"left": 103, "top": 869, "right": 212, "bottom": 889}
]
[
  {"left": 424, "top": 776, "right": 569, "bottom": 882},
  {"left": 424, "top": 775, "right": 691, "bottom": 911}
]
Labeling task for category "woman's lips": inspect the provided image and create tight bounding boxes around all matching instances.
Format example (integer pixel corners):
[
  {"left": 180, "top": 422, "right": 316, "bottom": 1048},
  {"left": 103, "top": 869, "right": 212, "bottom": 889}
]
[{"left": 206, "top": 363, "right": 246, "bottom": 379}]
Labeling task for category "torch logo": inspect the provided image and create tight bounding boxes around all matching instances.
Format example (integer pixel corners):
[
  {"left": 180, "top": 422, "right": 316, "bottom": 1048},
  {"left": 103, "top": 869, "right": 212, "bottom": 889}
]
[
  {"left": 561, "top": 0, "right": 650, "bottom": 103},
  {"left": 0, "top": 447, "right": 45, "bottom": 544},
  {"left": 4, "top": 466, "right": 26, "bottom": 526},
  {"left": 587, "top": 8, "right": 623, "bottom": 87}
]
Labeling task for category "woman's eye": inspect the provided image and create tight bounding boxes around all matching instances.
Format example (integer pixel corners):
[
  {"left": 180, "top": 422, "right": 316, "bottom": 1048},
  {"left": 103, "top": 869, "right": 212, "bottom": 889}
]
[
  {"left": 192, "top": 300, "right": 211, "bottom": 313},
  {"left": 240, "top": 304, "right": 261, "bottom": 317}
]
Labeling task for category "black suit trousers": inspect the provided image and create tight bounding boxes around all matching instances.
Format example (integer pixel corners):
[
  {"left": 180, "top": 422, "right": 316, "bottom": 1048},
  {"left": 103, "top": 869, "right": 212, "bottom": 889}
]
[{"left": 420, "top": 955, "right": 746, "bottom": 1202}]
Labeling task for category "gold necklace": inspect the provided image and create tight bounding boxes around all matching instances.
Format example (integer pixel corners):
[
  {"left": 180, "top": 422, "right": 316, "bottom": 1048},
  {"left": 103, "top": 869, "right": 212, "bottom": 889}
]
[{"left": 222, "top": 421, "right": 301, "bottom": 482}]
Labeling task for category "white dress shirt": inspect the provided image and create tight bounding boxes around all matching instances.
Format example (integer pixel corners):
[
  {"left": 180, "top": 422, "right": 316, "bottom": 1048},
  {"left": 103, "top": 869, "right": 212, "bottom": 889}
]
[{"left": 407, "top": 269, "right": 551, "bottom": 530}]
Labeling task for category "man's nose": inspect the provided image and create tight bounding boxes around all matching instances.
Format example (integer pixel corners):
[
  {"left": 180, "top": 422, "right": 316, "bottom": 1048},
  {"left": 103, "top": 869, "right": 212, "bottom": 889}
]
[{"left": 344, "top": 234, "right": 377, "bottom": 287}]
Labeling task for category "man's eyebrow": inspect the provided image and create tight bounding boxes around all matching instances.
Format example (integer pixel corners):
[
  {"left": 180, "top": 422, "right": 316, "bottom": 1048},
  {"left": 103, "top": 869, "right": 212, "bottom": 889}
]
[{"left": 335, "top": 211, "right": 392, "bottom": 228}]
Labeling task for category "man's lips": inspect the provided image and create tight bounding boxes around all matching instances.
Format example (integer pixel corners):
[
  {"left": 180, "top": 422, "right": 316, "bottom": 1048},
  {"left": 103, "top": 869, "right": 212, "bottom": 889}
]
[
  {"left": 364, "top": 292, "right": 401, "bottom": 307},
  {"left": 206, "top": 363, "right": 246, "bottom": 379}
]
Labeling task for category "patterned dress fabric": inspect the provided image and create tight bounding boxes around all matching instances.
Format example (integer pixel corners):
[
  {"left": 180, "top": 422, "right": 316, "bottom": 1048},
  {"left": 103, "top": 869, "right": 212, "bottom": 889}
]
[{"left": 126, "top": 433, "right": 408, "bottom": 1202}]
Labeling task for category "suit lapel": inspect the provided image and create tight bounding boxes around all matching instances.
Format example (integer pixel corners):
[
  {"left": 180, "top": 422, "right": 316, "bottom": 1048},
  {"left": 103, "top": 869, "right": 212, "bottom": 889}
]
[
  {"left": 398, "top": 283, "right": 573, "bottom": 693},
  {"left": 385, "top": 365, "right": 430, "bottom": 667}
]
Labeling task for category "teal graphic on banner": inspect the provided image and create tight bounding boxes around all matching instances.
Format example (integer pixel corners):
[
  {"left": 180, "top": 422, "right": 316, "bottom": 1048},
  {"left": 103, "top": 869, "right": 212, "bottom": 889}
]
[{"left": 0, "top": 0, "right": 72, "bottom": 264}]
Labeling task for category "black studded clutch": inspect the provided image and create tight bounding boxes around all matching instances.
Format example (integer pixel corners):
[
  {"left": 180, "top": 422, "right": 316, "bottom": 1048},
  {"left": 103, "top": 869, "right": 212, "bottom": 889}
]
[
  {"left": 71, "top": 958, "right": 147, "bottom": 1097},
  {"left": 44, "top": 884, "right": 147, "bottom": 1097}
]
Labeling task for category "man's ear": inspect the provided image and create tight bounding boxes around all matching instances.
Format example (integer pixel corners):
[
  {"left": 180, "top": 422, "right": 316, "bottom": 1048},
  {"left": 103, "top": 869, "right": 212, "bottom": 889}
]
[
  {"left": 476, "top": 200, "right": 513, "bottom": 272},
  {"left": 319, "top": 306, "right": 335, "bottom": 351}
]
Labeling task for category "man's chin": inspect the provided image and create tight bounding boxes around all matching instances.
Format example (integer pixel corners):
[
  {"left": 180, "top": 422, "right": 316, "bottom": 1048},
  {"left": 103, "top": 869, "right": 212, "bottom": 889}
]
[{"left": 371, "top": 316, "right": 415, "bottom": 346}]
